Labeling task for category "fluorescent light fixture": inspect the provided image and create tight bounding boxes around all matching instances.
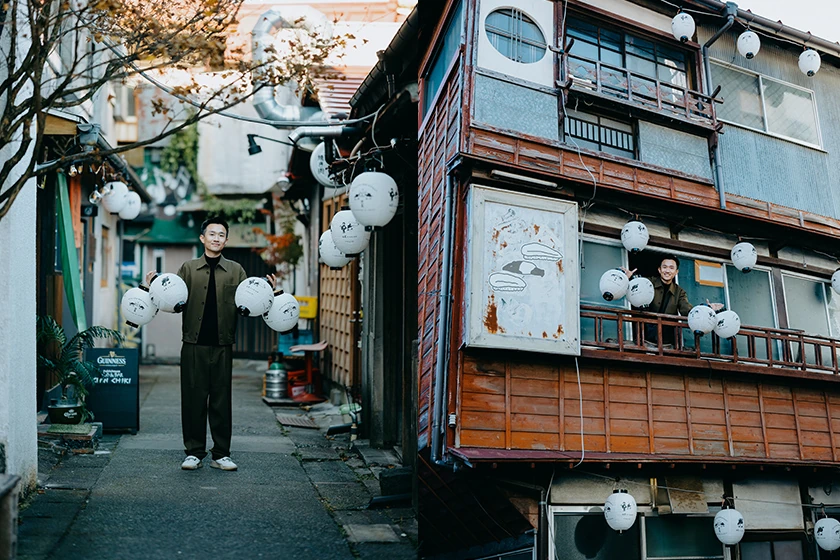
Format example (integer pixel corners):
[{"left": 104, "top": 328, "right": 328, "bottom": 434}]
[{"left": 489, "top": 169, "right": 558, "bottom": 189}]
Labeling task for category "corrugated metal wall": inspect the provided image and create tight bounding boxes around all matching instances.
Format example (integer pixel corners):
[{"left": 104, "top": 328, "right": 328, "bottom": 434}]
[{"left": 701, "top": 24, "right": 840, "bottom": 219}]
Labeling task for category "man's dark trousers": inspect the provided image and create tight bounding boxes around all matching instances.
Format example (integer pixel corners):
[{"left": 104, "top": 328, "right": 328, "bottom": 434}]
[{"left": 180, "top": 342, "right": 233, "bottom": 460}]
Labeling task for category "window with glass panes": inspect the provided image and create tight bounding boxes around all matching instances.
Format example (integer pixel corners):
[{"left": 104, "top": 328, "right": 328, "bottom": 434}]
[
  {"left": 565, "top": 17, "right": 691, "bottom": 89},
  {"left": 485, "top": 8, "right": 547, "bottom": 64},
  {"left": 710, "top": 61, "right": 821, "bottom": 147}
]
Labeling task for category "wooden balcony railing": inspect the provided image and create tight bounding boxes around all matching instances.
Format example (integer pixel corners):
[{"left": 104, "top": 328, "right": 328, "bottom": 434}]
[
  {"left": 581, "top": 304, "right": 840, "bottom": 376},
  {"left": 563, "top": 54, "right": 718, "bottom": 129}
]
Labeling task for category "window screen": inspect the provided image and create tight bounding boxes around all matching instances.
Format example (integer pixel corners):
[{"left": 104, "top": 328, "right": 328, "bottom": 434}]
[
  {"left": 711, "top": 61, "right": 820, "bottom": 146},
  {"left": 485, "top": 8, "right": 547, "bottom": 64},
  {"left": 676, "top": 257, "right": 725, "bottom": 353},
  {"left": 580, "top": 241, "right": 625, "bottom": 342},
  {"left": 741, "top": 540, "right": 804, "bottom": 560},
  {"left": 645, "top": 516, "right": 724, "bottom": 559},
  {"left": 423, "top": 2, "right": 463, "bottom": 116},
  {"left": 726, "top": 266, "right": 777, "bottom": 360}
]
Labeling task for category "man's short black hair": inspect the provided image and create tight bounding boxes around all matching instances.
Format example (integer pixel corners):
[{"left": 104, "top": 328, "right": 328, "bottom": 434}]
[
  {"left": 659, "top": 254, "right": 680, "bottom": 269},
  {"left": 201, "top": 216, "right": 229, "bottom": 236}
]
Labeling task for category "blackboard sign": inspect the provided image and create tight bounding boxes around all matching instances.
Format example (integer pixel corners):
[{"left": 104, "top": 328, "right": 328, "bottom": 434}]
[{"left": 84, "top": 348, "right": 139, "bottom": 433}]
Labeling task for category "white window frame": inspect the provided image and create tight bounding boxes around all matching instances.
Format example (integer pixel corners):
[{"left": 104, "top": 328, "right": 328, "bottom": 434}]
[
  {"left": 710, "top": 59, "right": 823, "bottom": 150},
  {"left": 780, "top": 270, "right": 834, "bottom": 337}
]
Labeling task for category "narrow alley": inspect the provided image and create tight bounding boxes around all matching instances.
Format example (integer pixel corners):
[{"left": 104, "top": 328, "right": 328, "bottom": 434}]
[{"left": 17, "top": 362, "right": 417, "bottom": 559}]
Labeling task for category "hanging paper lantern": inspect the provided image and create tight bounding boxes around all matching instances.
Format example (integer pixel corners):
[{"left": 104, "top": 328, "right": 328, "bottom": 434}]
[
  {"left": 349, "top": 171, "right": 399, "bottom": 230},
  {"left": 118, "top": 191, "right": 142, "bottom": 220},
  {"left": 330, "top": 207, "right": 371, "bottom": 255},
  {"left": 815, "top": 517, "right": 840, "bottom": 551},
  {"left": 831, "top": 269, "right": 840, "bottom": 295},
  {"left": 120, "top": 286, "right": 158, "bottom": 328},
  {"left": 730, "top": 242, "right": 757, "bottom": 273},
  {"left": 319, "top": 230, "right": 352, "bottom": 269},
  {"left": 714, "top": 310, "right": 741, "bottom": 339},
  {"left": 149, "top": 273, "right": 188, "bottom": 313},
  {"left": 671, "top": 12, "right": 695, "bottom": 43},
  {"left": 604, "top": 490, "right": 637, "bottom": 532},
  {"left": 799, "top": 49, "right": 821, "bottom": 76},
  {"left": 621, "top": 221, "right": 649, "bottom": 253},
  {"left": 627, "top": 277, "right": 655, "bottom": 308},
  {"left": 263, "top": 291, "right": 300, "bottom": 333},
  {"left": 599, "top": 269, "right": 629, "bottom": 302},
  {"left": 235, "top": 277, "right": 275, "bottom": 317},
  {"left": 688, "top": 305, "right": 717, "bottom": 335},
  {"left": 713, "top": 508, "right": 745, "bottom": 545},
  {"left": 101, "top": 181, "right": 129, "bottom": 213},
  {"left": 737, "top": 30, "right": 761, "bottom": 59},
  {"left": 309, "top": 142, "right": 339, "bottom": 188}
]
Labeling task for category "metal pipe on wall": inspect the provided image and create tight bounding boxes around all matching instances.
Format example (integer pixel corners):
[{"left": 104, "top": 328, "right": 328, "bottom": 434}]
[
  {"left": 430, "top": 167, "right": 456, "bottom": 466},
  {"left": 701, "top": 2, "right": 737, "bottom": 210}
]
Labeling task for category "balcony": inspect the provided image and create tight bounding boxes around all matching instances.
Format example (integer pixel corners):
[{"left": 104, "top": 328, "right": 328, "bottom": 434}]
[
  {"left": 581, "top": 304, "right": 840, "bottom": 380},
  {"left": 562, "top": 54, "right": 718, "bottom": 131}
]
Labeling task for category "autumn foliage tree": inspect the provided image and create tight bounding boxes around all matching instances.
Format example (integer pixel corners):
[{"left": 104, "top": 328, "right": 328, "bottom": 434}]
[
  {"left": 253, "top": 198, "right": 304, "bottom": 283},
  {"left": 0, "top": 0, "right": 344, "bottom": 221}
]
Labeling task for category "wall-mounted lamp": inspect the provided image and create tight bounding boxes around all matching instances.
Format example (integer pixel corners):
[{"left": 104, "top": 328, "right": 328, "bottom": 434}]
[
  {"left": 76, "top": 123, "right": 101, "bottom": 153},
  {"left": 246, "top": 133, "right": 294, "bottom": 156}
]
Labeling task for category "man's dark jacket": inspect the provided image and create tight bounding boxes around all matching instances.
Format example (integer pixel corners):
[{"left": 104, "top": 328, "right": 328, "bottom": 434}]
[
  {"left": 176, "top": 254, "right": 247, "bottom": 345},
  {"left": 648, "top": 276, "right": 693, "bottom": 315}
]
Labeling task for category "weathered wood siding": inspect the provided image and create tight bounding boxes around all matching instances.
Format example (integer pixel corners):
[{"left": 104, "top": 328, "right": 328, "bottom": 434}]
[
  {"left": 417, "top": 58, "right": 463, "bottom": 449},
  {"left": 455, "top": 353, "right": 840, "bottom": 465}
]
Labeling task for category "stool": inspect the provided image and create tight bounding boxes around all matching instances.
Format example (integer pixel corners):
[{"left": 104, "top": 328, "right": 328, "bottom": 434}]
[{"left": 287, "top": 341, "right": 328, "bottom": 403}]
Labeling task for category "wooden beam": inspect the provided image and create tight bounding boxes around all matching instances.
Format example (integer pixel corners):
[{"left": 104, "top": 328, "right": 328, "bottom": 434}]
[{"left": 44, "top": 114, "right": 77, "bottom": 136}]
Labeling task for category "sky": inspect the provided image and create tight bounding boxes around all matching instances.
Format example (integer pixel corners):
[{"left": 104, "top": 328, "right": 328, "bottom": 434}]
[{"left": 736, "top": 1, "right": 840, "bottom": 44}]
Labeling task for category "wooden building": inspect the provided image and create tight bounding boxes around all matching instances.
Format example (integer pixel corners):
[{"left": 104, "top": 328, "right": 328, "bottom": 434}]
[{"left": 417, "top": 0, "right": 840, "bottom": 557}]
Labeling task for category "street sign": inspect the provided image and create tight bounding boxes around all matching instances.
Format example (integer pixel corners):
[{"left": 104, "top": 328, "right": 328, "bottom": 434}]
[{"left": 84, "top": 348, "right": 140, "bottom": 433}]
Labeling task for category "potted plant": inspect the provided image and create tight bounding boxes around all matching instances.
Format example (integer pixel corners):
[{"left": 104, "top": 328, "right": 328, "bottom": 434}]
[{"left": 37, "top": 316, "right": 123, "bottom": 424}]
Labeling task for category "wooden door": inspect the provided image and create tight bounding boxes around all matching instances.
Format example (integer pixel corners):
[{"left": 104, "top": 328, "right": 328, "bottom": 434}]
[{"left": 319, "top": 195, "right": 361, "bottom": 391}]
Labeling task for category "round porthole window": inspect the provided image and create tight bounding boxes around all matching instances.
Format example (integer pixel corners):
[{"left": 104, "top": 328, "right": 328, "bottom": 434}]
[{"left": 485, "top": 8, "right": 547, "bottom": 64}]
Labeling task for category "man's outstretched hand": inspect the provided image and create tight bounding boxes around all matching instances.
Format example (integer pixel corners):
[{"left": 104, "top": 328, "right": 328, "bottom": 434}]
[
  {"left": 267, "top": 273, "right": 277, "bottom": 288},
  {"left": 706, "top": 299, "right": 724, "bottom": 311},
  {"left": 620, "top": 267, "right": 637, "bottom": 279},
  {"left": 144, "top": 270, "right": 158, "bottom": 287}
]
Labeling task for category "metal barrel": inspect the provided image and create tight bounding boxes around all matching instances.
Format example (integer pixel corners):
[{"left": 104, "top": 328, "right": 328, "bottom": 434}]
[{"left": 265, "top": 369, "right": 287, "bottom": 399}]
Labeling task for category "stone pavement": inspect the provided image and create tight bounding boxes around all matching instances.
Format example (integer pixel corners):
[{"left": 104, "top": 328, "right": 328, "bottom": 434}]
[{"left": 17, "top": 361, "right": 417, "bottom": 559}]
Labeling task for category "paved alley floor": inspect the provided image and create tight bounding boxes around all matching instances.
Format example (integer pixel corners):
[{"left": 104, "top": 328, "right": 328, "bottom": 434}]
[{"left": 18, "top": 362, "right": 417, "bottom": 560}]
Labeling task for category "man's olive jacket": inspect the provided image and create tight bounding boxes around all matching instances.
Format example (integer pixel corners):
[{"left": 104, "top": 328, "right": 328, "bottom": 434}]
[
  {"left": 176, "top": 254, "right": 246, "bottom": 345},
  {"left": 648, "top": 276, "right": 693, "bottom": 315}
]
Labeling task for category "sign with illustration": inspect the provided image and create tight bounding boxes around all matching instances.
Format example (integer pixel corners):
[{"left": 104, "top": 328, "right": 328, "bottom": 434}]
[
  {"left": 84, "top": 347, "right": 140, "bottom": 432},
  {"left": 466, "top": 186, "right": 580, "bottom": 355}
]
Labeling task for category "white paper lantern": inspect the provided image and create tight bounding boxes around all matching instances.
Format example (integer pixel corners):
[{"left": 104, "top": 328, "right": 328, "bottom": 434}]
[
  {"left": 671, "top": 12, "right": 695, "bottom": 43},
  {"left": 713, "top": 508, "right": 745, "bottom": 545},
  {"left": 730, "top": 242, "right": 757, "bottom": 273},
  {"left": 349, "top": 171, "right": 399, "bottom": 230},
  {"left": 263, "top": 291, "right": 300, "bottom": 333},
  {"left": 235, "top": 277, "right": 275, "bottom": 317},
  {"left": 815, "top": 517, "right": 840, "bottom": 551},
  {"left": 627, "top": 277, "right": 655, "bottom": 308},
  {"left": 737, "top": 30, "right": 760, "bottom": 59},
  {"left": 604, "top": 490, "right": 637, "bottom": 532},
  {"left": 309, "top": 142, "right": 339, "bottom": 188},
  {"left": 799, "top": 49, "right": 821, "bottom": 77},
  {"left": 120, "top": 286, "right": 158, "bottom": 327},
  {"left": 714, "top": 310, "right": 741, "bottom": 339},
  {"left": 149, "top": 273, "right": 188, "bottom": 313},
  {"left": 688, "top": 305, "right": 717, "bottom": 335},
  {"left": 599, "top": 269, "right": 629, "bottom": 302},
  {"left": 319, "top": 230, "right": 352, "bottom": 269},
  {"left": 118, "top": 191, "right": 142, "bottom": 220},
  {"left": 101, "top": 181, "right": 129, "bottom": 213},
  {"left": 621, "top": 221, "right": 649, "bottom": 253},
  {"left": 831, "top": 269, "right": 840, "bottom": 295},
  {"left": 330, "top": 207, "right": 371, "bottom": 255}
]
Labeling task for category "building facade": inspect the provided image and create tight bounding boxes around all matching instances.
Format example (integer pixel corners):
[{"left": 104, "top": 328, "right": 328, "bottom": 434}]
[{"left": 418, "top": 0, "right": 840, "bottom": 557}]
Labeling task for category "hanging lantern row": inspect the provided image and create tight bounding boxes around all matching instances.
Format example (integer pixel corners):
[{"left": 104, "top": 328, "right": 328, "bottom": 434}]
[
  {"left": 670, "top": 13, "right": 820, "bottom": 76},
  {"left": 89, "top": 180, "right": 143, "bottom": 220},
  {"left": 121, "top": 274, "right": 300, "bottom": 333},
  {"left": 603, "top": 490, "right": 746, "bottom": 547}
]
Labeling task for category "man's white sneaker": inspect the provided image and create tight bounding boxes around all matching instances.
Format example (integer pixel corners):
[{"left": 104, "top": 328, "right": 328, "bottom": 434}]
[
  {"left": 210, "top": 457, "right": 238, "bottom": 471},
  {"left": 181, "top": 455, "right": 202, "bottom": 470}
]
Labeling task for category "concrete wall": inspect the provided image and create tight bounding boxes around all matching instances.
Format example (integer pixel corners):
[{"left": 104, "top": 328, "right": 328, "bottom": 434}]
[{"left": 0, "top": 2, "right": 38, "bottom": 493}]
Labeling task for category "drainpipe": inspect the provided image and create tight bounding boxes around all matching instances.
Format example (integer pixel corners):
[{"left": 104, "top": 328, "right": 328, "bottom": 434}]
[
  {"left": 430, "top": 166, "right": 457, "bottom": 466},
  {"left": 702, "top": 2, "right": 738, "bottom": 210}
]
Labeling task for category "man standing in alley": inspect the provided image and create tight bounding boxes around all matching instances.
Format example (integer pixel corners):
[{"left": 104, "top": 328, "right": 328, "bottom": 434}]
[{"left": 146, "top": 216, "right": 274, "bottom": 471}]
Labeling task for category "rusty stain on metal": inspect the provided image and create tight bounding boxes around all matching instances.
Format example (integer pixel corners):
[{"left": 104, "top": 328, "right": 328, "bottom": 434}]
[
  {"left": 557, "top": 260, "right": 564, "bottom": 274},
  {"left": 534, "top": 224, "right": 540, "bottom": 234},
  {"left": 542, "top": 331, "right": 548, "bottom": 338},
  {"left": 484, "top": 294, "right": 503, "bottom": 334},
  {"left": 500, "top": 240, "right": 507, "bottom": 249},
  {"left": 492, "top": 229, "right": 500, "bottom": 242}
]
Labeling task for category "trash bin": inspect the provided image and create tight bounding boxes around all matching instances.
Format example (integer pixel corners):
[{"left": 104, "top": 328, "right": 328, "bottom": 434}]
[{"left": 0, "top": 473, "right": 21, "bottom": 560}]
